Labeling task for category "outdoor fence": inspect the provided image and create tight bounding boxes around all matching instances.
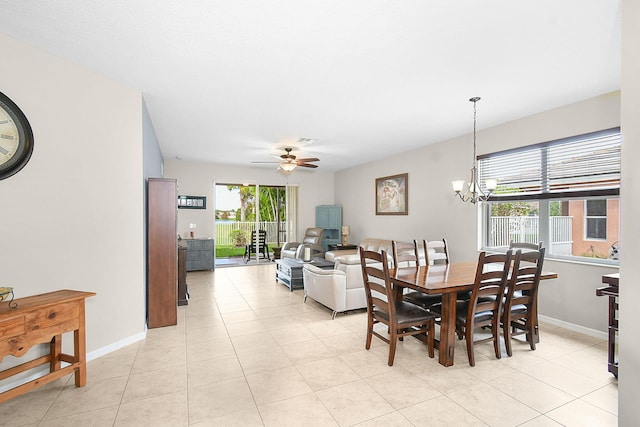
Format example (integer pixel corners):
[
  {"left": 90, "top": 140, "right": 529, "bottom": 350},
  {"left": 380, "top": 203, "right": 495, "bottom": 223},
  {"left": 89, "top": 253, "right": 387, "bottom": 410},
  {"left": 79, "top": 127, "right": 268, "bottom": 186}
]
[
  {"left": 216, "top": 221, "right": 286, "bottom": 246},
  {"left": 490, "top": 216, "right": 573, "bottom": 254}
]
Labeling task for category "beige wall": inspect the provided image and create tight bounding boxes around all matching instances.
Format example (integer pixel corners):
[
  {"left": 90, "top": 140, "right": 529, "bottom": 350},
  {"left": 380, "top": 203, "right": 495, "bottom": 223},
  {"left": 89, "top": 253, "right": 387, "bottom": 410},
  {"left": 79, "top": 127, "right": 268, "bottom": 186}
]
[
  {"left": 0, "top": 34, "right": 146, "bottom": 376},
  {"left": 164, "top": 159, "right": 335, "bottom": 241},
  {"left": 335, "top": 93, "right": 620, "bottom": 333}
]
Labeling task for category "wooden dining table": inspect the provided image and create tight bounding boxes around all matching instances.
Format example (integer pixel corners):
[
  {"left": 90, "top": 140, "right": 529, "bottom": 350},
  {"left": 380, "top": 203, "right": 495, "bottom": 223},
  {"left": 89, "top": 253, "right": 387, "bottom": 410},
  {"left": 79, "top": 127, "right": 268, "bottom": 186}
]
[{"left": 390, "top": 262, "right": 558, "bottom": 367}]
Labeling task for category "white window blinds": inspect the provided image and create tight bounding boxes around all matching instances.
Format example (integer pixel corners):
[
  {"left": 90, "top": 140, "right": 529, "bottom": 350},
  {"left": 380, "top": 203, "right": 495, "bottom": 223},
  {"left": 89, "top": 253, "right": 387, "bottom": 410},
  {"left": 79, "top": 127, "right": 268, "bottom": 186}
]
[{"left": 478, "top": 128, "right": 621, "bottom": 200}]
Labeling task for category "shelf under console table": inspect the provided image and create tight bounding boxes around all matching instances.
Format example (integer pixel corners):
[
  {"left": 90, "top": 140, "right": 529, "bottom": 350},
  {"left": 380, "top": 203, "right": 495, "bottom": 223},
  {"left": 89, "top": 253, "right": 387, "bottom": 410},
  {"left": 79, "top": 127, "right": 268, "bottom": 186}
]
[{"left": 0, "top": 289, "right": 96, "bottom": 403}]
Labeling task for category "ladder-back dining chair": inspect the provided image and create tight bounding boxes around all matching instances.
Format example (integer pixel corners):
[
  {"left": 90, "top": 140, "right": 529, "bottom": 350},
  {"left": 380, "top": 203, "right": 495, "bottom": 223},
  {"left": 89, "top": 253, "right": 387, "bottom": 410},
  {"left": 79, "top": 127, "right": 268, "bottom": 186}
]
[
  {"left": 502, "top": 247, "right": 545, "bottom": 356},
  {"left": 432, "top": 251, "right": 513, "bottom": 366},
  {"left": 359, "top": 249, "right": 437, "bottom": 366}
]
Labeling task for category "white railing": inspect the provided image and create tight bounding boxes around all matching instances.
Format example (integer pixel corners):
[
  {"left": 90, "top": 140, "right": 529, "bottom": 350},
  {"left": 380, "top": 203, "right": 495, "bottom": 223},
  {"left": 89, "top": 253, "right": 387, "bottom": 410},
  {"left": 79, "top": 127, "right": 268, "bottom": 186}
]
[
  {"left": 490, "top": 216, "right": 573, "bottom": 249},
  {"left": 216, "top": 221, "right": 287, "bottom": 246}
]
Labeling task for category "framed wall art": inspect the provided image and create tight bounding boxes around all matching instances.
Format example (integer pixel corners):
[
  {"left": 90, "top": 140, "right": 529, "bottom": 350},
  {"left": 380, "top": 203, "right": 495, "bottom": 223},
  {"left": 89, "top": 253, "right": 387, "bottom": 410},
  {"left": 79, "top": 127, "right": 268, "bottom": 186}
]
[
  {"left": 178, "top": 195, "right": 206, "bottom": 209},
  {"left": 375, "top": 173, "right": 408, "bottom": 215}
]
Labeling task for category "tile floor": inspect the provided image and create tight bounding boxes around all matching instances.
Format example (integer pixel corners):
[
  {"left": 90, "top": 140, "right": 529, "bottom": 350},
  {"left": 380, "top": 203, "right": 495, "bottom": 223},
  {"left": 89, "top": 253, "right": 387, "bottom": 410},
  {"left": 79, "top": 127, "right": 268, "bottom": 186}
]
[{"left": 1, "top": 264, "right": 618, "bottom": 426}]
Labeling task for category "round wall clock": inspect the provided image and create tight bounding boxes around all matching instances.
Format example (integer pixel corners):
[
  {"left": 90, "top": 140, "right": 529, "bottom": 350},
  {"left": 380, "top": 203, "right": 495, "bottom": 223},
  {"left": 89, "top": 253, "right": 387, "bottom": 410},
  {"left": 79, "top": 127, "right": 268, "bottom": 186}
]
[{"left": 0, "top": 91, "right": 34, "bottom": 180}]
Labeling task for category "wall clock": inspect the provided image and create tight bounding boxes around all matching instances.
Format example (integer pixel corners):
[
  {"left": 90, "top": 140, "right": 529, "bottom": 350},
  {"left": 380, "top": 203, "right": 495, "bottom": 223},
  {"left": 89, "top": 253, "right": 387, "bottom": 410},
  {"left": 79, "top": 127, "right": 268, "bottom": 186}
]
[{"left": 0, "top": 91, "right": 34, "bottom": 180}]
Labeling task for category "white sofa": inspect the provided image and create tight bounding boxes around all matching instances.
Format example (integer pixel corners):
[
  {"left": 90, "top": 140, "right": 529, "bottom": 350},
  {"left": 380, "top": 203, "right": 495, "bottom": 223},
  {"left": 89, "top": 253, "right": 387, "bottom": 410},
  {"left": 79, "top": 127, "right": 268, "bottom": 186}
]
[{"left": 302, "top": 264, "right": 367, "bottom": 319}]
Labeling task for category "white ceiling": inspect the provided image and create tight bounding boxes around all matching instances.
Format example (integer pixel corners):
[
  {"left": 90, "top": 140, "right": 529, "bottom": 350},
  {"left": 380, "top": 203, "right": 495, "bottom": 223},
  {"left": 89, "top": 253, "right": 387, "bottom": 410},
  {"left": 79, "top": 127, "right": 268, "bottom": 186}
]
[{"left": 0, "top": 1, "right": 621, "bottom": 171}]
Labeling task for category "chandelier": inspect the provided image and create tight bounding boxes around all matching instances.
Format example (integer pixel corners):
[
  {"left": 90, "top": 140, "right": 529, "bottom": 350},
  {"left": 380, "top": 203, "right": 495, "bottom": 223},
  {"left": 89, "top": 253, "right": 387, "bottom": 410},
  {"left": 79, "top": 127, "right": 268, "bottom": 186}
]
[{"left": 451, "top": 97, "right": 497, "bottom": 204}]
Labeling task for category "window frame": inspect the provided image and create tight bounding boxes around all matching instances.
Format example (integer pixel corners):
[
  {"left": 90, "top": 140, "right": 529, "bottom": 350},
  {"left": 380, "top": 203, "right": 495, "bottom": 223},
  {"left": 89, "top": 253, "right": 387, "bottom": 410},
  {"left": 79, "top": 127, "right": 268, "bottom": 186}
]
[
  {"left": 478, "top": 128, "right": 621, "bottom": 266},
  {"left": 584, "top": 199, "right": 607, "bottom": 241}
]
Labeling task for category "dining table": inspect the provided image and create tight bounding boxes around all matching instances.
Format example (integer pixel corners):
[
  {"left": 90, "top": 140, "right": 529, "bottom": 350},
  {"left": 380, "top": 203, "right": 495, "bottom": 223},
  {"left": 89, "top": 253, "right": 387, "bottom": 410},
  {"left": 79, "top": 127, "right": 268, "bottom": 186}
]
[{"left": 390, "top": 262, "right": 558, "bottom": 367}]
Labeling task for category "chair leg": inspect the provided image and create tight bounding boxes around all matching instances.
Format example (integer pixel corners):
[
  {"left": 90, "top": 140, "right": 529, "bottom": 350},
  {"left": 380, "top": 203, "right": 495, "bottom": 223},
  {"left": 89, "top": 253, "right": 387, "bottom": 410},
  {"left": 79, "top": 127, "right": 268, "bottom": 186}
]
[
  {"left": 465, "top": 326, "right": 475, "bottom": 367},
  {"left": 427, "top": 321, "right": 435, "bottom": 358},
  {"left": 303, "top": 294, "right": 308, "bottom": 303},
  {"left": 527, "top": 319, "right": 536, "bottom": 351},
  {"left": 492, "top": 320, "right": 501, "bottom": 360},
  {"left": 504, "top": 317, "right": 513, "bottom": 357},
  {"left": 388, "top": 328, "right": 398, "bottom": 366},
  {"left": 365, "top": 317, "right": 373, "bottom": 350}
]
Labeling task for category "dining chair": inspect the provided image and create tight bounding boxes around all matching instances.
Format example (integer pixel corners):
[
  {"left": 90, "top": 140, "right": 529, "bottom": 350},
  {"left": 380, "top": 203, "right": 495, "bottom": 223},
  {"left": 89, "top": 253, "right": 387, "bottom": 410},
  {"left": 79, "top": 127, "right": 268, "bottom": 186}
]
[
  {"left": 426, "top": 239, "right": 450, "bottom": 265},
  {"left": 359, "top": 249, "right": 437, "bottom": 366},
  {"left": 432, "top": 251, "right": 513, "bottom": 366},
  {"left": 509, "top": 240, "right": 543, "bottom": 252},
  {"left": 402, "top": 239, "right": 443, "bottom": 310},
  {"left": 392, "top": 240, "right": 418, "bottom": 268},
  {"left": 502, "top": 247, "right": 545, "bottom": 356}
]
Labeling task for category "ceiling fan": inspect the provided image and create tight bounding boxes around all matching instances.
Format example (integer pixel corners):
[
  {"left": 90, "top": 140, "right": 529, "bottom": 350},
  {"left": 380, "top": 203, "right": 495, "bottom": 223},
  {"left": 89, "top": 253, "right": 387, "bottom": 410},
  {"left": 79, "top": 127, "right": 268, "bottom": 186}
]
[{"left": 252, "top": 147, "right": 319, "bottom": 172}]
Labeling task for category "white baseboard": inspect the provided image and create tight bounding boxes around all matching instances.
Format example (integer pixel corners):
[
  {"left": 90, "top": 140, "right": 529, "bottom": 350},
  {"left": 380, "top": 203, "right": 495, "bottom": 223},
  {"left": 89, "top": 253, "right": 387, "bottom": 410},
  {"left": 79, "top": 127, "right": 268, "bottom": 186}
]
[{"left": 539, "top": 314, "right": 608, "bottom": 340}]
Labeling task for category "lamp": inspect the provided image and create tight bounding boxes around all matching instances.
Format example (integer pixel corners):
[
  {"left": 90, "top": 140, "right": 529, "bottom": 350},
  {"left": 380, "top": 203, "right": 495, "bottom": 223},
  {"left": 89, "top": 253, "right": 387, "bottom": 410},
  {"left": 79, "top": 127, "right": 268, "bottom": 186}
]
[
  {"left": 280, "top": 160, "right": 297, "bottom": 172},
  {"left": 341, "top": 225, "right": 350, "bottom": 245},
  {"left": 451, "top": 97, "right": 497, "bottom": 204}
]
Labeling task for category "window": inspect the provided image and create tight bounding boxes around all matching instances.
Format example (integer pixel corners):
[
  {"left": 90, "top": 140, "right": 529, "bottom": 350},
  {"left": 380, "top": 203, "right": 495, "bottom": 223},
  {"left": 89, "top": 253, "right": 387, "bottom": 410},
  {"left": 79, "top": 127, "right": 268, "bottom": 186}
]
[
  {"left": 585, "top": 200, "right": 607, "bottom": 240},
  {"left": 480, "top": 128, "right": 620, "bottom": 264}
]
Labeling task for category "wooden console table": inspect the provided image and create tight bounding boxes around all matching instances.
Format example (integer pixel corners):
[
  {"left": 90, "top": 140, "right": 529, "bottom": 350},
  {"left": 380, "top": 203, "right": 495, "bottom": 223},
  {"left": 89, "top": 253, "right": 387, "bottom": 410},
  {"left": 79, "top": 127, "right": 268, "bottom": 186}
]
[
  {"left": 0, "top": 290, "right": 96, "bottom": 403},
  {"left": 597, "top": 273, "right": 619, "bottom": 378}
]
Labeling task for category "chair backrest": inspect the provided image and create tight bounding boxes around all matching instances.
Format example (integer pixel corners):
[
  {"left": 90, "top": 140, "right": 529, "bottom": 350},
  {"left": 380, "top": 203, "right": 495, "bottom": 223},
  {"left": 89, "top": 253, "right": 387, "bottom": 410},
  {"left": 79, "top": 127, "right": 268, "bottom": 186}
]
[
  {"left": 467, "top": 251, "right": 513, "bottom": 321},
  {"left": 302, "top": 228, "right": 324, "bottom": 246},
  {"left": 360, "top": 249, "right": 395, "bottom": 321},
  {"left": 392, "top": 240, "right": 418, "bottom": 268},
  {"left": 250, "top": 229, "right": 267, "bottom": 247},
  {"left": 505, "top": 247, "right": 545, "bottom": 312},
  {"left": 428, "top": 239, "right": 450, "bottom": 265},
  {"left": 509, "top": 240, "right": 543, "bottom": 252}
]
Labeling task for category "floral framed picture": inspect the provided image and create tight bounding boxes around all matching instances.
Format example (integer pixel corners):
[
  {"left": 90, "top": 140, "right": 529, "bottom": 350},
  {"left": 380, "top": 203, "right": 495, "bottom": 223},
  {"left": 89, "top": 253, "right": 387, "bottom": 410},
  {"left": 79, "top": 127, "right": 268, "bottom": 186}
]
[{"left": 375, "top": 173, "right": 408, "bottom": 215}]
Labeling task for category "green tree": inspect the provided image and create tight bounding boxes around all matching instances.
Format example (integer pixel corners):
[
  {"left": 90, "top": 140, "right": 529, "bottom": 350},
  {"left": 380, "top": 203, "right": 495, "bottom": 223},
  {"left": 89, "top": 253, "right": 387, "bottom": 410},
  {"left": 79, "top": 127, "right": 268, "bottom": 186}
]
[{"left": 227, "top": 185, "right": 255, "bottom": 221}]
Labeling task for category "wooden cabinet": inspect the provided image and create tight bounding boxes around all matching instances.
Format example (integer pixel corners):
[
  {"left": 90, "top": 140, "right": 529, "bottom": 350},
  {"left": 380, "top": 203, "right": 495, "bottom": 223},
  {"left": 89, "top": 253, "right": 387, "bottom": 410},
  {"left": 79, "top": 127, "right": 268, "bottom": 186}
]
[
  {"left": 185, "top": 238, "right": 215, "bottom": 271},
  {"left": 147, "top": 178, "right": 178, "bottom": 328},
  {"left": 316, "top": 205, "right": 342, "bottom": 252}
]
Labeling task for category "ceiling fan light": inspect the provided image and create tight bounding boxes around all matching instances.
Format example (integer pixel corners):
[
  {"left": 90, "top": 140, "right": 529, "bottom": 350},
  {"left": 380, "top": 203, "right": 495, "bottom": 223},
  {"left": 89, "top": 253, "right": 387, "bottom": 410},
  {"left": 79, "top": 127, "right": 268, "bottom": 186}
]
[{"left": 280, "top": 162, "right": 296, "bottom": 172}]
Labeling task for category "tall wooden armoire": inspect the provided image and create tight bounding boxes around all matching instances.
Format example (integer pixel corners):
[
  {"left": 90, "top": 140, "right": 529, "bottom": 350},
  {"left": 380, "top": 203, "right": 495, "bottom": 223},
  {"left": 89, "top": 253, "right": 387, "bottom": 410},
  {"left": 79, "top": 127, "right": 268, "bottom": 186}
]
[{"left": 147, "top": 178, "right": 178, "bottom": 328}]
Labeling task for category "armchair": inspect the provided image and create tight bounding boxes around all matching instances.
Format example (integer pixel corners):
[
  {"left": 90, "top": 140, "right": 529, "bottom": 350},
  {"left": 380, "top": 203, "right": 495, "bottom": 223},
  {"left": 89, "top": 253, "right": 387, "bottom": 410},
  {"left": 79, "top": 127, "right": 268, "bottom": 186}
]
[
  {"left": 281, "top": 228, "right": 325, "bottom": 259},
  {"left": 302, "top": 264, "right": 367, "bottom": 319}
]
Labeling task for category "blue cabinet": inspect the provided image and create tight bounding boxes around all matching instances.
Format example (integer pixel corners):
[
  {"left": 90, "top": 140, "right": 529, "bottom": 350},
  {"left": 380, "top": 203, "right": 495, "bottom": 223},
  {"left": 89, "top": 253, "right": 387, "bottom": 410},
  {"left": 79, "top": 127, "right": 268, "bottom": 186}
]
[{"left": 316, "top": 205, "right": 342, "bottom": 252}]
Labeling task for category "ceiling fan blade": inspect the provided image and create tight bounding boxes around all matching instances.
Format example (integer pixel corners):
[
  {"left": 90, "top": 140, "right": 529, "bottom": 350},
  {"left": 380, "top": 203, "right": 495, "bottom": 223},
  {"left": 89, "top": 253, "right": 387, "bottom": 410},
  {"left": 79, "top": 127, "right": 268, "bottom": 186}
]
[
  {"left": 296, "top": 158, "right": 319, "bottom": 163},
  {"left": 298, "top": 163, "right": 318, "bottom": 168}
]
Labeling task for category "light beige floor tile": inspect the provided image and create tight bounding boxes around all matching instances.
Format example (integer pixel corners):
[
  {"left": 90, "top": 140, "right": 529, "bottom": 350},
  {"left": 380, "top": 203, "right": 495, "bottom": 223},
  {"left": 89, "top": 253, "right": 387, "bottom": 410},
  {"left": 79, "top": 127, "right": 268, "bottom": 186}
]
[
  {"left": 365, "top": 367, "right": 441, "bottom": 409},
  {"left": 281, "top": 338, "right": 337, "bottom": 364},
  {"left": 131, "top": 344, "right": 187, "bottom": 374},
  {"left": 549, "top": 345, "right": 616, "bottom": 383},
  {"left": 38, "top": 405, "right": 118, "bottom": 427},
  {"left": 236, "top": 345, "right": 293, "bottom": 375},
  {"left": 187, "top": 355, "right": 244, "bottom": 388},
  {"left": 416, "top": 364, "right": 480, "bottom": 395},
  {"left": 400, "top": 395, "right": 486, "bottom": 427},
  {"left": 354, "top": 411, "right": 414, "bottom": 426},
  {"left": 519, "top": 360, "right": 610, "bottom": 397},
  {"left": 447, "top": 382, "right": 540, "bottom": 427},
  {"left": 114, "top": 390, "right": 188, "bottom": 427},
  {"left": 581, "top": 383, "right": 618, "bottom": 416},
  {"left": 316, "top": 380, "right": 395, "bottom": 426},
  {"left": 306, "top": 319, "right": 353, "bottom": 338},
  {"left": 122, "top": 364, "right": 187, "bottom": 403},
  {"left": 188, "top": 377, "right": 256, "bottom": 424},
  {"left": 44, "top": 376, "right": 128, "bottom": 420},
  {"left": 185, "top": 323, "right": 229, "bottom": 344},
  {"left": 258, "top": 392, "right": 338, "bottom": 427},
  {"left": 220, "top": 308, "right": 258, "bottom": 323},
  {"left": 518, "top": 415, "right": 563, "bottom": 426},
  {"left": 225, "top": 319, "right": 268, "bottom": 337},
  {"left": 295, "top": 356, "right": 360, "bottom": 391},
  {"left": 491, "top": 371, "right": 574, "bottom": 413},
  {"left": 190, "top": 408, "right": 264, "bottom": 426},
  {"left": 0, "top": 377, "right": 69, "bottom": 426},
  {"left": 246, "top": 366, "right": 313, "bottom": 405},
  {"left": 187, "top": 336, "right": 237, "bottom": 362},
  {"left": 340, "top": 348, "right": 400, "bottom": 378},
  {"left": 546, "top": 399, "right": 618, "bottom": 427},
  {"left": 320, "top": 332, "right": 371, "bottom": 355},
  {"left": 231, "top": 331, "right": 279, "bottom": 352}
]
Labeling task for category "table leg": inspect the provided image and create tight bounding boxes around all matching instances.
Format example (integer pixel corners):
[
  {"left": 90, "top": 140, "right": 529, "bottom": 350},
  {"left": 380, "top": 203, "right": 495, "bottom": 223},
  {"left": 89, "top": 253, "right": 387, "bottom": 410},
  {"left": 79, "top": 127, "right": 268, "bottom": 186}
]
[
  {"left": 438, "top": 293, "right": 457, "bottom": 367},
  {"left": 50, "top": 335, "right": 61, "bottom": 372},
  {"left": 74, "top": 305, "right": 88, "bottom": 387}
]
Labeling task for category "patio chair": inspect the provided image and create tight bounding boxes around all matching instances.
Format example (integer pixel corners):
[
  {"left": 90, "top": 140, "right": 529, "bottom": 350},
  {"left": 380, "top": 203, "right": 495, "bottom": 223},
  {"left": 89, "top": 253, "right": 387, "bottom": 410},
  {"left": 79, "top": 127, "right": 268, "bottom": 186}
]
[{"left": 243, "top": 229, "right": 270, "bottom": 263}]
